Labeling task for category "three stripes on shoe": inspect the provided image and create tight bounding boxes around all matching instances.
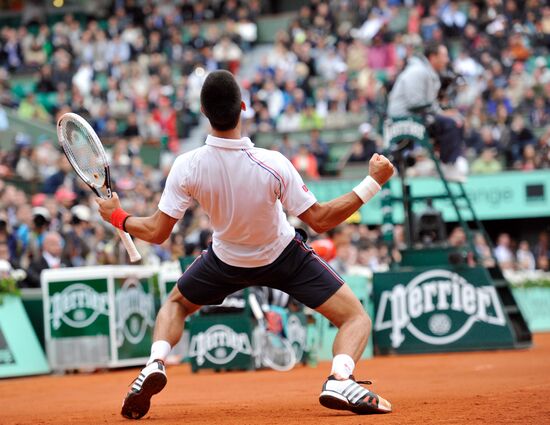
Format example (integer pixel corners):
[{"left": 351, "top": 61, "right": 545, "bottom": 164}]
[
  {"left": 131, "top": 361, "right": 165, "bottom": 393},
  {"left": 338, "top": 380, "right": 370, "bottom": 404},
  {"left": 132, "top": 372, "right": 146, "bottom": 392}
]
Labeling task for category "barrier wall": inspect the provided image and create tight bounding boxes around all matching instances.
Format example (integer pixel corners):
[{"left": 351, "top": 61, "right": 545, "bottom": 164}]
[{"left": 8, "top": 265, "right": 550, "bottom": 375}]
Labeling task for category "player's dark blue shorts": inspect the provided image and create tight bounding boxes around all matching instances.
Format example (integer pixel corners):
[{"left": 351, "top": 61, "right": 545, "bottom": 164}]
[{"left": 177, "top": 231, "right": 344, "bottom": 309}]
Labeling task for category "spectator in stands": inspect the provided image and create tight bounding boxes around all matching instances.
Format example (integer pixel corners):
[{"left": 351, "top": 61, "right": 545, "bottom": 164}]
[
  {"left": 520, "top": 145, "right": 538, "bottom": 171},
  {"left": 534, "top": 232, "right": 550, "bottom": 271},
  {"left": 0, "top": 241, "right": 18, "bottom": 270},
  {"left": 21, "top": 231, "right": 65, "bottom": 288},
  {"left": 474, "top": 232, "right": 495, "bottom": 268},
  {"left": 23, "top": 37, "right": 47, "bottom": 68},
  {"left": 307, "top": 129, "right": 329, "bottom": 175},
  {"left": 62, "top": 205, "right": 92, "bottom": 267},
  {"left": 529, "top": 95, "right": 549, "bottom": 128},
  {"left": 506, "top": 114, "right": 536, "bottom": 166},
  {"left": 212, "top": 35, "right": 242, "bottom": 74},
  {"left": 17, "top": 93, "right": 50, "bottom": 122},
  {"left": 471, "top": 148, "right": 502, "bottom": 174},
  {"left": 291, "top": 144, "right": 320, "bottom": 180},
  {"left": 366, "top": 31, "right": 397, "bottom": 79},
  {"left": 152, "top": 96, "right": 178, "bottom": 151},
  {"left": 254, "top": 106, "right": 275, "bottom": 133},
  {"left": 300, "top": 103, "right": 324, "bottom": 130},
  {"left": 516, "top": 240, "right": 536, "bottom": 271},
  {"left": 494, "top": 233, "right": 515, "bottom": 271},
  {"left": 276, "top": 104, "right": 301, "bottom": 133},
  {"left": 387, "top": 42, "right": 467, "bottom": 181},
  {"left": 0, "top": 28, "right": 23, "bottom": 72},
  {"left": 324, "top": 100, "right": 349, "bottom": 129},
  {"left": 329, "top": 241, "right": 358, "bottom": 276},
  {"left": 534, "top": 129, "right": 550, "bottom": 169},
  {"left": 478, "top": 125, "right": 501, "bottom": 154},
  {"left": 277, "top": 133, "right": 297, "bottom": 160},
  {"left": 35, "top": 64, "right": 56, "bottom": 93},
  {"left": 348, "top": 123, "right": 378, "bottom": 164},
  {"left": 0, "top": 214, "right": 16, "bottom": 263},
  {"left": 448, "top": 227, "right": 467, "bottom": 248},
  {"left": 439, "top": 0, "right": 467, "bottom": 38}
]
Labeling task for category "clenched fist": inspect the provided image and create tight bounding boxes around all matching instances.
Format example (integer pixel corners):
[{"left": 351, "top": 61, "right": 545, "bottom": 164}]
[{"left": 369, "top": 153, "right": 394, "bottom": 186}]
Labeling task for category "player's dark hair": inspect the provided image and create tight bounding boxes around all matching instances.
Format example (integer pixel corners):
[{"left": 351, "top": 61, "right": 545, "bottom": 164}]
[
  {"left": 424, "top": 42, "right": 442, "bottom": 60},
  {"left": 200, "top": 70, "right": 242, "bottom": 131}
]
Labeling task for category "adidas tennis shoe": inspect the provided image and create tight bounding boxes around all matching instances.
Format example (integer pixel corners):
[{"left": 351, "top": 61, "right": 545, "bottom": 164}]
[
  {"left": 121, "top": 360, "right": 167, "bottom": 419},
  {"left": 319, "top": 375, "right": 392, "bottom": 414}
]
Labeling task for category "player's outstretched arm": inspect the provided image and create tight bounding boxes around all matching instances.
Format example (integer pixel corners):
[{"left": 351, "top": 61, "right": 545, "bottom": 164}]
[
  {"left": 96, "top": 193, "right": 178, "bottom": 244},
  {"left": 299, "top": 153, "right": 394, "bottom": 234}
]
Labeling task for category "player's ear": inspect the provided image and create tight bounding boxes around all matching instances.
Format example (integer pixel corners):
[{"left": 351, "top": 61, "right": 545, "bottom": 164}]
[{"left": 241, "top": 101, "right": 246, "bottom": 111}]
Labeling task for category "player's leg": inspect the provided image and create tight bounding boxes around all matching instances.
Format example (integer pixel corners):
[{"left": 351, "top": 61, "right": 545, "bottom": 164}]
[
  {"left": 121, "top": 246, "right": 247, "bottom": 419},
  {"left": 315, "top": 284, "right": 371, "bottom": 369},
  {"left": 315, "top": 285, "right": 392, "bottom": 414},
  {"left": 121, "top": 286, "right": 201, "bottom": 420},
  {"left": 260, "top": 232, "right": 391, "bottom": 415},
  {"left": 150, "top": 285, "right": 201, "bottom": 363}
]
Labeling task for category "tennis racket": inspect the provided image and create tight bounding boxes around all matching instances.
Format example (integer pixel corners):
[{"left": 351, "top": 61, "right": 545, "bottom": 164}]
[
  {"left": 56, "top": 112, "right": 141, "bottom": 263},
  {"left": 248, "top": 292, "right": 296, "bottom": 372}
]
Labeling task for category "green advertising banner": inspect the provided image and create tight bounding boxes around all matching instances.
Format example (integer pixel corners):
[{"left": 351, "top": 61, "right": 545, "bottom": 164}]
[
  {"left": 373, "top": 267, "right": 516, "bottom": 354},
  {"left": 43, "top": 270, "right": 112, "bottom": 371},
  {"left": 307, "top": 170, "right": 550, "bottom": 224},
  {"left": 42, "top": 266, "right": 160, "bottom": 371},
  {"left": 114, "top": 276, "right": 156, "bottom": 361},
  {"left": 188, "top": 313, "right": 255, "bottom": 372},
  {"left": 48, "top": 279, "right": 110, "bottom": 338},
  {"left": 0, "top": 296, "right": 50, "bottom": 378}
]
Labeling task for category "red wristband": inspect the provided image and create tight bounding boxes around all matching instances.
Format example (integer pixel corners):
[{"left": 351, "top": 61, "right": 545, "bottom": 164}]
[{"left": 110, "top": 208, "right": 130, "bottom": 231}]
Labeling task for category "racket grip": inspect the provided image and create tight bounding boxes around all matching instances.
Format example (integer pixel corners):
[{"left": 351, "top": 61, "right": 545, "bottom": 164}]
[
  {"left": 248, "top": 293, "right": 264, "bottom": 321},
  {"left": 116, "top": 229, "right": 142, "bottom": 262}
]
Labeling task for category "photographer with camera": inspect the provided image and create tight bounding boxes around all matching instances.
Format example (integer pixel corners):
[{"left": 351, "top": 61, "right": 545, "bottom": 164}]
[{"left": 387, "top": 42, "right": 467, "bottom": 182}]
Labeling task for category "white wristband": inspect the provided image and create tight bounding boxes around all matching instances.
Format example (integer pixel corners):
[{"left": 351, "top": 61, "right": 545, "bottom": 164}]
[{"left": 352, "top": 175, "right": 381, "bottom": 204}]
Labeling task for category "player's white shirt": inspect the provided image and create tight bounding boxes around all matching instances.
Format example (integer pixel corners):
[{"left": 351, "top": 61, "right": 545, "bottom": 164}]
[{"left": 158, "top": 135, "right": 317, "bottom": 267}]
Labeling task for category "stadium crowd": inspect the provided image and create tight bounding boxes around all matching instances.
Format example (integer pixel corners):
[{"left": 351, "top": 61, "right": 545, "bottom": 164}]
[{"left": 0, "top": 0, "right": 549, "bottom": 283}]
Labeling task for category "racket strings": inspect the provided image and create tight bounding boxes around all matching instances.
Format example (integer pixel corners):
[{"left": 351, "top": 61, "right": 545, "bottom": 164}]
[{"left": 61, "top": 120, "right": 106, "bottom": 186}]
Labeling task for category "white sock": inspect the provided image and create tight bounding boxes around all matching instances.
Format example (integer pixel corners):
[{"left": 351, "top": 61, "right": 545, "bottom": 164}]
[
  {"left": 331, "top": 354, "right": 355, "bottom": 380},
  {"left": 147, "top": 340, "right": 171, "bottom": 365}
]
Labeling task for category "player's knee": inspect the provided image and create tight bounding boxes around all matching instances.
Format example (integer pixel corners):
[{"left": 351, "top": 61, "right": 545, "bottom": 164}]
[
  {"left": 340, "top": 309, "right": 371, "bottom": 331},
  {"left": 359, "top": 311, "right": 372, "bottom": 332}
]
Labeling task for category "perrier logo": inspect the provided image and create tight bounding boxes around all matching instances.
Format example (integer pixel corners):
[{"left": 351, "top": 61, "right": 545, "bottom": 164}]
[
  {"left": 189, "top": 324, "right": 252, "bottom": 366},
  {"left": 50, "top": 283, "right": 109, "bottom": 330},
  {"left": 116, "top": 277, "right": 155, "bottom": 347},
  {"left": 374, "top": 269, "right": 506, "bottom": 348},
  {"left": 383, "top": 119, "right": 426, "bottom": 146}
]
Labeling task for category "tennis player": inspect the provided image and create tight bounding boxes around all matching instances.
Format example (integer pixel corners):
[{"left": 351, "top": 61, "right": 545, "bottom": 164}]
[{"left": 97, "top": 70, "right": 394, "bottom": 419}]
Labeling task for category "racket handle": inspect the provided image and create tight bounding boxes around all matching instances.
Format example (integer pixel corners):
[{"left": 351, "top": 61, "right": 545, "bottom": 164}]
[
  {"left": 248, "top": 293, "right": 264, "bottom": 321},
  {"left": 116, "top": 229, "right": 142, "bottom": 262}
]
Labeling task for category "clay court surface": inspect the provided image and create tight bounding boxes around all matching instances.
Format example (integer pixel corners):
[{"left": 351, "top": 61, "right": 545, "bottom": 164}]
[{"left": 2, "top": 333, "right": 549, "bottom": 425}]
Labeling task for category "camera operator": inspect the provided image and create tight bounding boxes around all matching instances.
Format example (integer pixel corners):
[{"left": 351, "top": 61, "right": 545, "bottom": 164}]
[{"left": 387, "top": 42, "right": 467, "bottom": 182}]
